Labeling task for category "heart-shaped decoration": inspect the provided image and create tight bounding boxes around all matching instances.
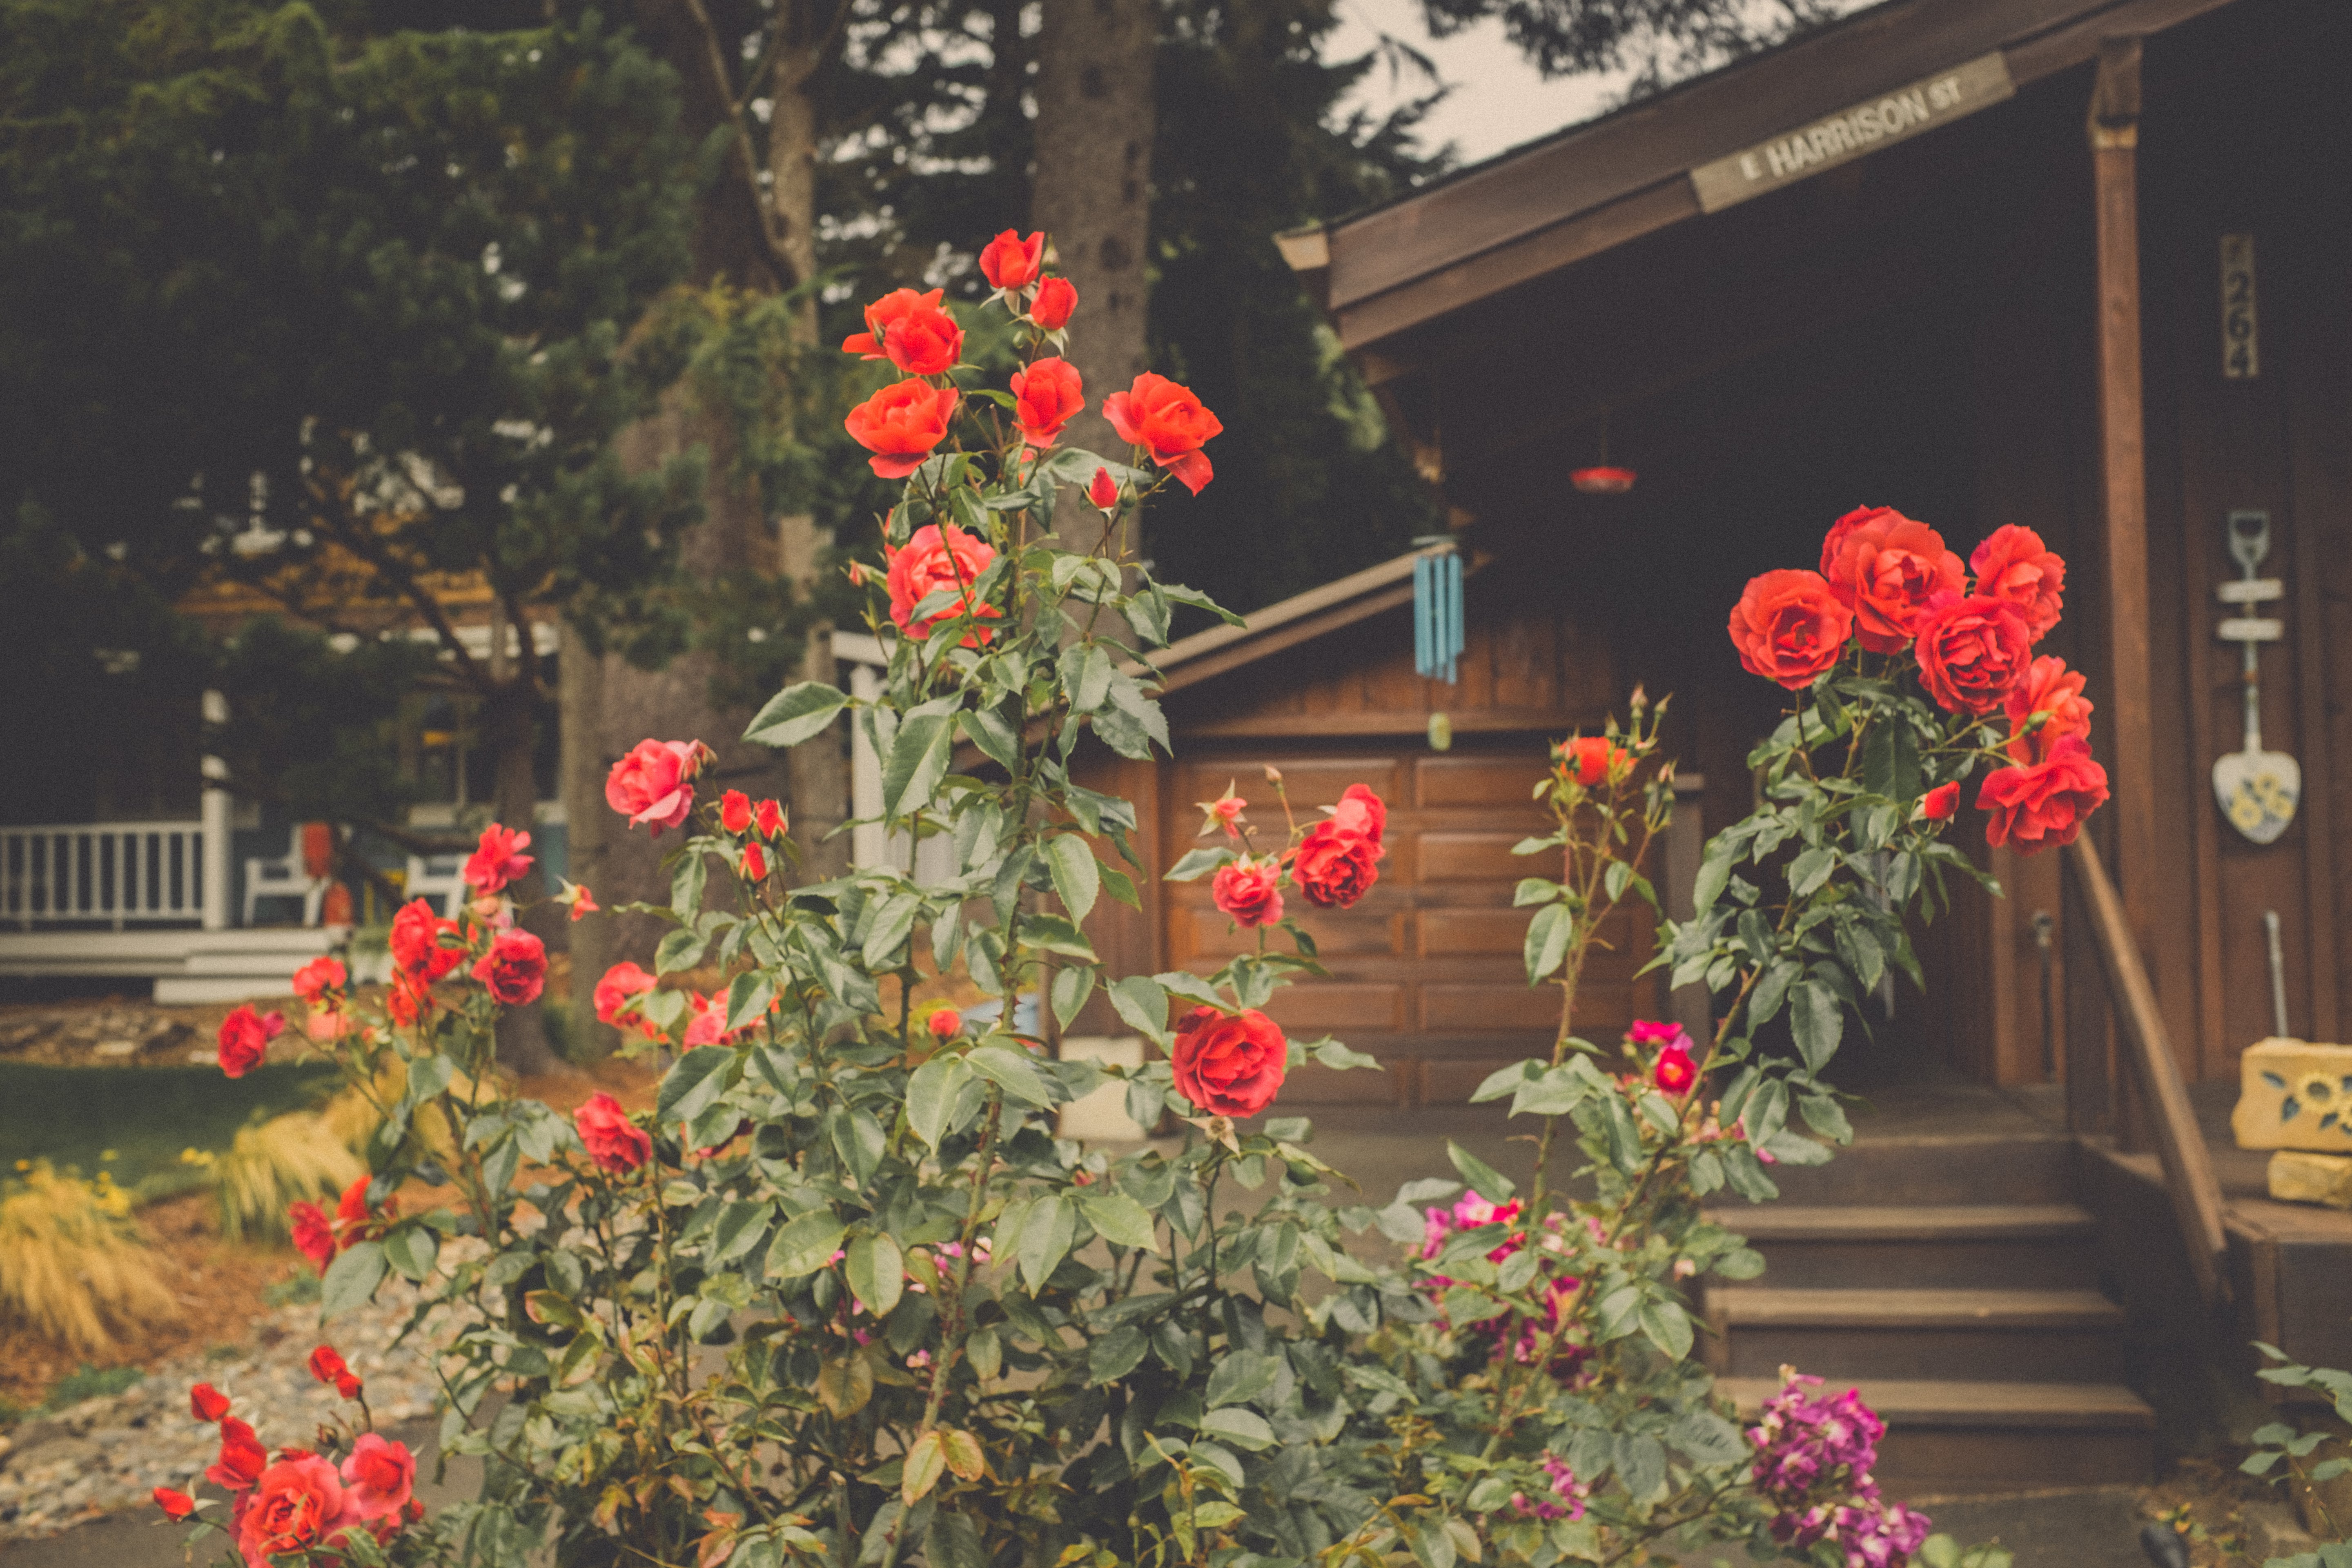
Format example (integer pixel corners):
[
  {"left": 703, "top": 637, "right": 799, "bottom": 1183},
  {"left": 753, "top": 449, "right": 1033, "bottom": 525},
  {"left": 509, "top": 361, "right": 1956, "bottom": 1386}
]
[{"left": 2214, "top": 746, "right": 2301, "bottom": 844}]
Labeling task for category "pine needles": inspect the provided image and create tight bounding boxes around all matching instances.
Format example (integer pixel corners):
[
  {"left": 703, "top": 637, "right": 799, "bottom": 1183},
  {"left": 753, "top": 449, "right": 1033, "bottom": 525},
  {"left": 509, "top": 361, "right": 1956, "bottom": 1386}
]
[{"left": 0, "top": 1162, "right": 179, "bottom": 1354}]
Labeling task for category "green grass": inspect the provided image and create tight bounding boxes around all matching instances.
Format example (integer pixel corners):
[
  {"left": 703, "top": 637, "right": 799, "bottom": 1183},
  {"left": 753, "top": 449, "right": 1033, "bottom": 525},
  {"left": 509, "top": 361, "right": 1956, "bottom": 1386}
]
[{"left": 0, "top": 1061, "right": 339, "bottom": 1201}]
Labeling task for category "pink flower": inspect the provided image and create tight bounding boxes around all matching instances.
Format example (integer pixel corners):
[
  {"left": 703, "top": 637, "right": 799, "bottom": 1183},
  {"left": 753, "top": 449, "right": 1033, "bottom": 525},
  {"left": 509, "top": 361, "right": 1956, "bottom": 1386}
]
[
  {"left": 471, "top": 929, "right": 548, "bottom": 1006},
  {"left": 1328, "top": 783, "right": 1387, "bottom": 848},
  {"left": 684, "top": 991, "right": 739, "bottom": 1048},
  {"left": 575, "top": 1093, "right": 651, "bottom": 1174},
  {"left": 290, "top": 956, "right": 346, "bottom": 1004},
  {"left": 1196, "top": 784, "right": 1246, "bottom": 840},
  {"left": 1653, "top": 1043, "right": 1697, "bottom": 1096},
  {"left": 236, "top": 1454, "right": 357, "bottom": 1568},
  {"left": 1211, "top": 857, "right": 1284, "bottom": 928},
  {"left": 605, "top": 739, "right": 708, "bottom": 834},
  {"left": 339, "top": 1434, "right": 416, "bottom": 1523},
  {"left": 462, "top": 823, "right": 533, "bottom": 894},
  {"left": 885, "top": 523, "right": 1000, "bottom": 645},
  {"left": 593, "top": 961, "right": 657, "bottom": 1030}
]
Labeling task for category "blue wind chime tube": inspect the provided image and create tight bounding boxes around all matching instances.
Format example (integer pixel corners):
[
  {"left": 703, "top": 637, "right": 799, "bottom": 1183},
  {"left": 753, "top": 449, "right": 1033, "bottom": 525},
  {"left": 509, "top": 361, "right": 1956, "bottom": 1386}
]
[{"left": 1414, "top": 547, "right": 1463, "bottom": 685}]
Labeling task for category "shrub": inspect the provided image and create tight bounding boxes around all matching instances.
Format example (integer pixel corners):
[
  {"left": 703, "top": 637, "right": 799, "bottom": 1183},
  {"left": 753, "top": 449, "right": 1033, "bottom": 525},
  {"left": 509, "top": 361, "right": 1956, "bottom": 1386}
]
[
  {"left": 211, "top": 1111, "right": 365, "bottom": 1245},
  {"left": 0, "top": 1161, "right": 178, "bottom": 1353}
]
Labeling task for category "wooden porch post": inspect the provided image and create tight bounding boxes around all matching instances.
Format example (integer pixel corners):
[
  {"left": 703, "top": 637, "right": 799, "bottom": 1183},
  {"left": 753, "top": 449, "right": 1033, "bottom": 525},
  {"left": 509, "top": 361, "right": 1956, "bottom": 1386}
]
[{"left": 2088, "top": 42, "right": 2158, "bottom": 980}]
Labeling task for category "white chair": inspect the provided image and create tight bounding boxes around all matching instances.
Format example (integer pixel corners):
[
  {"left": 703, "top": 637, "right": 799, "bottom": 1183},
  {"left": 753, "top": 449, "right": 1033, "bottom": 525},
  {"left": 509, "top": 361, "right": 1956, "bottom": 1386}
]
[
  {"left": 403, "top": 851, "right": 469, "bottom": 915},
  {"left": 243, "top": 826, "right": 329, "bottom": 927}
]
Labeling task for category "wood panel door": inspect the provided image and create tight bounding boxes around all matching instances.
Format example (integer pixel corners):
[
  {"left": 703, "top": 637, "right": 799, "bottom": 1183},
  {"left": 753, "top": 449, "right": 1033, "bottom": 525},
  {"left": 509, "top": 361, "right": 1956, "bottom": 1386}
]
[{"left": 1162, "top": 745, "right": 1656, "bottom": 1105}]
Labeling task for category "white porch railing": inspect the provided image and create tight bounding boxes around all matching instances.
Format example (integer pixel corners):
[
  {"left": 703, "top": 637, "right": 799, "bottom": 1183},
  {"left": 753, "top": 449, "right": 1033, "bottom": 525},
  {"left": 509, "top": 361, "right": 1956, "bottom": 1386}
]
[{"left": 1, "top": 821, "right": 223, "bottom": 930}]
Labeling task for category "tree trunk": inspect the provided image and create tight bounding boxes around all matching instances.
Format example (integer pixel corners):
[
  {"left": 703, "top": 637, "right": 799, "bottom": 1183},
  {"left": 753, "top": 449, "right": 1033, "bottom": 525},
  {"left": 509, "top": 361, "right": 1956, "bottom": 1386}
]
[{"left": 1032, "top": 0, "right": 1156, "bottom": 467}]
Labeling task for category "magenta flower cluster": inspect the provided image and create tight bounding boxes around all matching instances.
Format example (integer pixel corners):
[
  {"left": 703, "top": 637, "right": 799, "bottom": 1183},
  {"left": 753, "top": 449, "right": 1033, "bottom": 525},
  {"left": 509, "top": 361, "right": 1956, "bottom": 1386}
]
[
  {"left": 1418, "top": 1194, "right": 1590, "bottom": 1370},
  {"left": 1510, "top": 1455, "right": 1588, "bottom": 1521},
  {"left": 1748, "top": 1375, "right": 1931, "bottom": 1568}
]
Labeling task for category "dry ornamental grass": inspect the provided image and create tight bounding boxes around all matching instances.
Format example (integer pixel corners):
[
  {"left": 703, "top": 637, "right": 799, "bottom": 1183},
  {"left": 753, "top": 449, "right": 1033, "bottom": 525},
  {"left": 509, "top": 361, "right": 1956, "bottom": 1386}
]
[{"left": 0, "top": 1163, "right": 179, "bottom": 1354}]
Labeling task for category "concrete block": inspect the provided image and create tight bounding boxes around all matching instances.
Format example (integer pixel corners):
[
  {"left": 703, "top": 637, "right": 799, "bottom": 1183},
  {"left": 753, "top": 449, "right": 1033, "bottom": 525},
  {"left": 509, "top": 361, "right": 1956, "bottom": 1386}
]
[
  {"left": 2241, "top": 1500, "right": 2318, "bottom": 1563},
  {"left": 1057, "top": 1036, "right": 1149, "bottom": 1141},
  {"left": 2270, "top": 1150, "right": 2352, "bottom": 1209},
  {"left": 2231, "top": 1038, "right": 2352, "bottom": 1152}
]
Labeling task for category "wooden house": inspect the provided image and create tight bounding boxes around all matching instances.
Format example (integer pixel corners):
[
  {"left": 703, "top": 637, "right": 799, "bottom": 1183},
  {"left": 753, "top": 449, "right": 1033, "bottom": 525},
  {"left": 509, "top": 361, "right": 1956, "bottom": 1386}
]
[{"left": 1064, "top": 0, "right": 2352, "bottom": 1484}]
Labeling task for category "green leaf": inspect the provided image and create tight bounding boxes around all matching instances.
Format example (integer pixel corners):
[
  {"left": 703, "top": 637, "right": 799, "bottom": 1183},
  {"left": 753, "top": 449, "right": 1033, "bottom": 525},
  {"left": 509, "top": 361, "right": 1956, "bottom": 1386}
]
[
  {"left": 725, "top": 971, "right": 776, "bottom": 1033},
  {"left": 1108, "top": 976, "right": 1172, "bottom": 1045},
  {"left": 862, "top": 891, "right": 922, "bottom": 971},
  {"left": 1088, "top": 1325, "right": 1149, "bottom": 1385},
  {"left": 1021, "top": 913, "right": 1097, "bottom": 960},
  {"left": 967, "top": 1328, "right": 1002, "bottom": 1382},
  {"left": 1163, "top": 846, "right": 1231, "bottom": 882},
  {"left": 1470, "top": 1060, "right": 1539, "bottom": 1104},
  {"left": 321, "top": 1240, "right": 387, "bottom": 1321},
  {"left": 1061, "top": 643, "right": 1115, "bottom": 715},
  {"left": 658, "top": 1047, "right": 734, "bottom": 1126},
  {"left": 1789, "top": 846, "right": 1836, "bottom": 898},
  {"left": 881, "top": 712, "right": 955, "bottom": 820},
  {"left": 925, "top": 1514, "right": 988, "bottom": 1568},
  {"left": 1018, "top": 1194, "right": 1078, "bottom": 1293},
  {"left": 968, "top": 1042, "right": 1055, "bottom": 1107},
  {"left": 1667, "top": 1408, "right": 1750, "bottom": 1466},
  {"left": 766, "top": 1210, "right": 849, "bottom": 1281},
  {"left": 1078, "top": 1189, "right": 1159, "bottom": 1252},
  {"left": 958, "top": 705, "right": 1021, "bottom": 773},
  {"left": 1197, "top": 1407, "right": 1276, "bottom": 1451},
  {"left": 1448, "top": 1139, "right": 1515, "bottom": 1202},
  {"left": 1799, "top": 1093, "right": 1853, "bottom": 1143},
  {"left": 1693, "top": 836, "right": 1739, "bottom": 914},
  {"left": 1205, "top": 1350, "right": 1281, "bottom": 1408},
  {"left": 848, "top": 1233, "right": 904, "bottom": 1318},
  {"left": 745, "top": 681, "right": 851, "bottom": 748},
  {"left": 1637, "top": 1296, "right": 1693, "bottom": 1359},
  {"left": 1045, "top": 834, "right": 1101, "bottom": 922},
  {"left": 1790, "top": 980, "right": 1844, "bottom": 1071},
  {"left": 382, "top": 1225, "right": 439, "bottom": 1283},
  {"left": 902, "top": 1429, "right": 947, "bottom": 1503},
  {"left": 1523, "top": 902, "right": 1574, "bottom": 984},
  {"left": 907, "top": 1055, "right": 976, "bottom": 1147}
]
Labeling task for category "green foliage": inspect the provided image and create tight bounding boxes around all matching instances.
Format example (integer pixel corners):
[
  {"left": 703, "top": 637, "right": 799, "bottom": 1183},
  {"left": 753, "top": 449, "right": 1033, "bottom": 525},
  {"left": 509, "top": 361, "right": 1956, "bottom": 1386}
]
[
  {"left": 2245, "top": 1343, "right": 2352, "bottom": 1555},
  {"left": 41, "top": 1363, "right": 146, "bottom": 1411}
]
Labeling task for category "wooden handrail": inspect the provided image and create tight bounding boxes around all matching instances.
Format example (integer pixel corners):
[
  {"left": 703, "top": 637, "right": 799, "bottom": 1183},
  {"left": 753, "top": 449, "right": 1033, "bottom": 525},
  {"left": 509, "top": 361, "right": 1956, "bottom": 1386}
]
[{"left": 2066, "top": 835, "right": 2231, "bottom": 1307}]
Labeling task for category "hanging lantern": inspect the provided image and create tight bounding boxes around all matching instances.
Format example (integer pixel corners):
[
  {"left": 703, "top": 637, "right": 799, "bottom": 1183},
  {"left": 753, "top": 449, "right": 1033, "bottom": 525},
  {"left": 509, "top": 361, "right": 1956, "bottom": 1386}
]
[
  {"left": 1570, "top": 408, "right": 1637, "bottom": 495},
  {"left": 1413, "top": 544, "right": 1463, "bottom": 686}
]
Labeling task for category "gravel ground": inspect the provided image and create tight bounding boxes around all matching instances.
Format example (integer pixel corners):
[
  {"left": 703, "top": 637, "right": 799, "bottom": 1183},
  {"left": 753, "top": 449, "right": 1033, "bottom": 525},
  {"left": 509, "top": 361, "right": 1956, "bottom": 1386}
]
[{"left": 0, "top": 1280, "right": 454, "bottom": 1541}]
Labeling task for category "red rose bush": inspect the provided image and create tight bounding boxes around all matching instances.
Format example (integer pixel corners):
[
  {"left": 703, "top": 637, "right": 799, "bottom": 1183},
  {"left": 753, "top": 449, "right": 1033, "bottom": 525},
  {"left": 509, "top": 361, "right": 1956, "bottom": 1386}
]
[{"left": 179, "top": 236, "right": 1987, "bottom": 1568}]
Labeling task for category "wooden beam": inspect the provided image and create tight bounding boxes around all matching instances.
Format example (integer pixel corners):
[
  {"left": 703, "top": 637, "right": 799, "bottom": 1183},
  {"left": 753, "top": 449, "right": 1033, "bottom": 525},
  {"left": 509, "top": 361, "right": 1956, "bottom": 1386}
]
[
  {"left": 2068, "top": 836, "right": 2232, "bottom": 1308},
  {"left": 2088, "top": 38, "right": 2165, "bottom": 1003}
]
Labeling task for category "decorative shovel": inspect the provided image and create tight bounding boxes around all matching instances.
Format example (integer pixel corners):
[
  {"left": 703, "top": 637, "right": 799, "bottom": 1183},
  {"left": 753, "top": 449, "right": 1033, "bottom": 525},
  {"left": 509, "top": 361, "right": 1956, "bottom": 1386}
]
[{"left": 2213, "top": 511, "right": 2300, "bottom": 844}]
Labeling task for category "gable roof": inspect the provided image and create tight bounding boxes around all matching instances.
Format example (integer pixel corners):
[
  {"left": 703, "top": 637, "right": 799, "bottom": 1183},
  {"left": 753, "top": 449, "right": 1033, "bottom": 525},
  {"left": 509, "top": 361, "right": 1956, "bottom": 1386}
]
[{"left": 1286, "top": 0, "right": 2239, "bottom": 354}]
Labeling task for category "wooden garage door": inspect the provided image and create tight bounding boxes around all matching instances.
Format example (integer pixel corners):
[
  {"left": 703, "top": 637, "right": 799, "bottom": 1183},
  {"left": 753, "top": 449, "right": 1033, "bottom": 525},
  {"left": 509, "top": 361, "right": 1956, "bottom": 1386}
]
[{"left": 1162, "top": 748, "right": 1655, "bottom": 1105}]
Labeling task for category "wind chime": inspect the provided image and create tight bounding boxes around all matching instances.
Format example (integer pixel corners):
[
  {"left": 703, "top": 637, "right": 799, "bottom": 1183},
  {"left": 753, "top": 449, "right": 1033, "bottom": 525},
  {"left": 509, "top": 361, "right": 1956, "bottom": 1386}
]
[{"left": 1413, "top": 541, "right": 1463, "bottom": 751}]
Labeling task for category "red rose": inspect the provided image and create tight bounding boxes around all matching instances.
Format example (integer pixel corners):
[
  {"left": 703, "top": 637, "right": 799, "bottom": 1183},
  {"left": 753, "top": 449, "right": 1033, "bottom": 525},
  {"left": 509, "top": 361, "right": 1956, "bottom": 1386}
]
[
  {"left": 308, "top": 1344, "right": 351, "bottom": 1388},
  {"left": 1009, "top": 356, "right": 1084, "bottom": 449},
  {"left": 1653, "top": 1043, "right": 1697, "bottom": 1096},
  {"left": 2003, "top": 653, "right": 2093, "bottom": 764},
  {"left": 1329, "top": 782, "right": 1387, "bottom": 847},
  {"left": 927, "top": 1008, "right": 962, "bottom": 1039},
  {"left": 1919, "top": 781, "right": 1961, "bottom": 822},
  {"left": 978, "top": 229, "right": 1045, "bottom": 291},
  {"left": 216, "top": 1003, "right": 282, "bottom": 1079},
  {"left": 604, "top": 739, "right": 706, "bottom": 834},
  {"left": 207, "top": 1417, "right": 267, "bottom": 1492},
  {"left": 461, "top": 822, "right": 532, "bottom": 895},
  {"left": 845, "top": 378, "right": 960, "bottom": 480},
  {"left": 1102, "top": 373, "right": 1222, "bottom": 496},
  {"left": 720, "top": 789, "right": 752, "bottom": 833},
  {"left": 593, "top": 961, "right": 656, "bottom": 1029},
  {"left": 339, "top": 1434, "right": 416, "bottom": 1523},
  {"left": 1212, "top": 857, "right": 1284, "bottom": 928},
  {"left": 683, "top": 991, "right": 739, "bottom": 1048},
  {"left": 290, "top": 956, "right": 345, "bottom": 1004},
  {"left": 472, "top": 929, "right": 547, "bottom": 1006},
  {"left": 1824, "top": 510, "right": 1965, "bottom": 653},
  {"left": 1969, "top": 524, "right": 2065, "bottom": 642},
  {"left": 334, "top": 1176, "right": 394, "bottom": 1246},
  {"left": 237, "top": 1454, "right": 356, "bottom": 1567},
  {"left": 389, "top": 898, "right": 463, "bottom": 982},
  {"left": 1818, "top": 504, "right": 1895, "bottom": 577},
  {"left": 1558, "top": 736, "right": 1626, "bottom": 787},
  {"left": 885, "top": 523, "right": 1002, "bottom": 645},
  {"left": 290, "top": 1200, "right": 336, "bottom": 1274},
  {"left": 1170, "top": 1006, "right": 1287, "bottom": 1118},
  {"left": 154, "top": 1487, "right": 197, "bottom": 1521},
  {"left": 1290, "top": 821, "right": 1381, "bottom": 909},
  {"left": 738, "top": 842, "right": 768, "bottom": 882},
  {"left": 1978, "top": 735, "right": 2110, "bottom": 854},
  {"left": 753, "top": 798, "right": 787, "bottom": 840},
  {"left": 1087, "top": 466, "right": 1119, "bottom": 511},
  {"left": 1914, "top": 593, "right": 2033, "bottom": 715},
  {"left": 191, "top": 1382, "right": 231, "bottom": 1423},
  {"left": 1727, "top": 569, "right": 1853, "bottom": 689},
  {"left": 1030, "top": 276, "right": 1076, "bottom": 330},
  {"left": 841, "top": 287, "right": 962, "bottom": 376},
  {"left": 575, "top": 1091, "right": 651, "bottom": 1174},
  {"left": 386, "top": 972, "right": 430, "bottom": 1027}
]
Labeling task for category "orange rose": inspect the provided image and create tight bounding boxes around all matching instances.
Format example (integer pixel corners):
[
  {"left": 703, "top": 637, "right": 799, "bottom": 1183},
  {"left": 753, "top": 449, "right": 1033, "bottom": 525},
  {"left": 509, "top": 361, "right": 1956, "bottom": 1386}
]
[
  {"left": 1969, "top": 524, "right": 2065, "bottom": 643},
  {"left": 2003, "top": 654, "right": 2093, "bottom": 763},
  {"left": 1170, "top": 1006, "right": 1287, "bottom": 1118},
  {"left": 1978, "top": 735, "right": 2109, "bottom": 854},
  {"left": 1823, "top": 509, "right": 1964, "bottom": 654},
  {"left": 1010, "top": 356, "right": 1084, "bottom": 449},
  {"left": 1030, "top": 276, "right": 1076, "bottom": 330},
  {"left": 840, "top": 287, "right": 962, "bottom": 376},
  {"left": 236, "top": 1455, "right": 356, "bottom": 1566},
  {"left": 845, "top": 379, "right": 959, "bottom": 479},
  {"left": 1727, "top": 569, "right": 1851, "bottom": 689},
  {"left": 1102, "top": 372, "right": 1222, "bottom": 495},
  {"left": 978, "top": 229, "right": 1044, "bottom": 291},
  {"left": 885, "top": 523, "right": 1001, "bottom": 644},
  {"left": 1557, "top": 736, "right": 1627, "bottom": 786}
]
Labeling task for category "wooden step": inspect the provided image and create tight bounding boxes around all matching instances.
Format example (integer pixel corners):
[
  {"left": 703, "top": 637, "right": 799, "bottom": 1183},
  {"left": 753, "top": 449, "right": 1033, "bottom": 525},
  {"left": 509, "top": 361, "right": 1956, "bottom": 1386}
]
[
  {"left": 1708, "top": 1287, "right": 2126, "bottom": 1382},
  {"left": 1702, "top": 1203, "right": 2100, "bottom": 1288},
  {"left": 1735, "top": 1134, "right": 2078, "bottom": 1207},
  {"left": 1714, "top": 1376, "right": 2155, "bottom": 1492}
]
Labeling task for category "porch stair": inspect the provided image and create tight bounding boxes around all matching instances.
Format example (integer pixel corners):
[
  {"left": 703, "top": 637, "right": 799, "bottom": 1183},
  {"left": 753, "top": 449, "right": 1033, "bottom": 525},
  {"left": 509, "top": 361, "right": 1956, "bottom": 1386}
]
[{"left": 1702, "top": 1110, "right": 2155, "bottom": 1493}]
